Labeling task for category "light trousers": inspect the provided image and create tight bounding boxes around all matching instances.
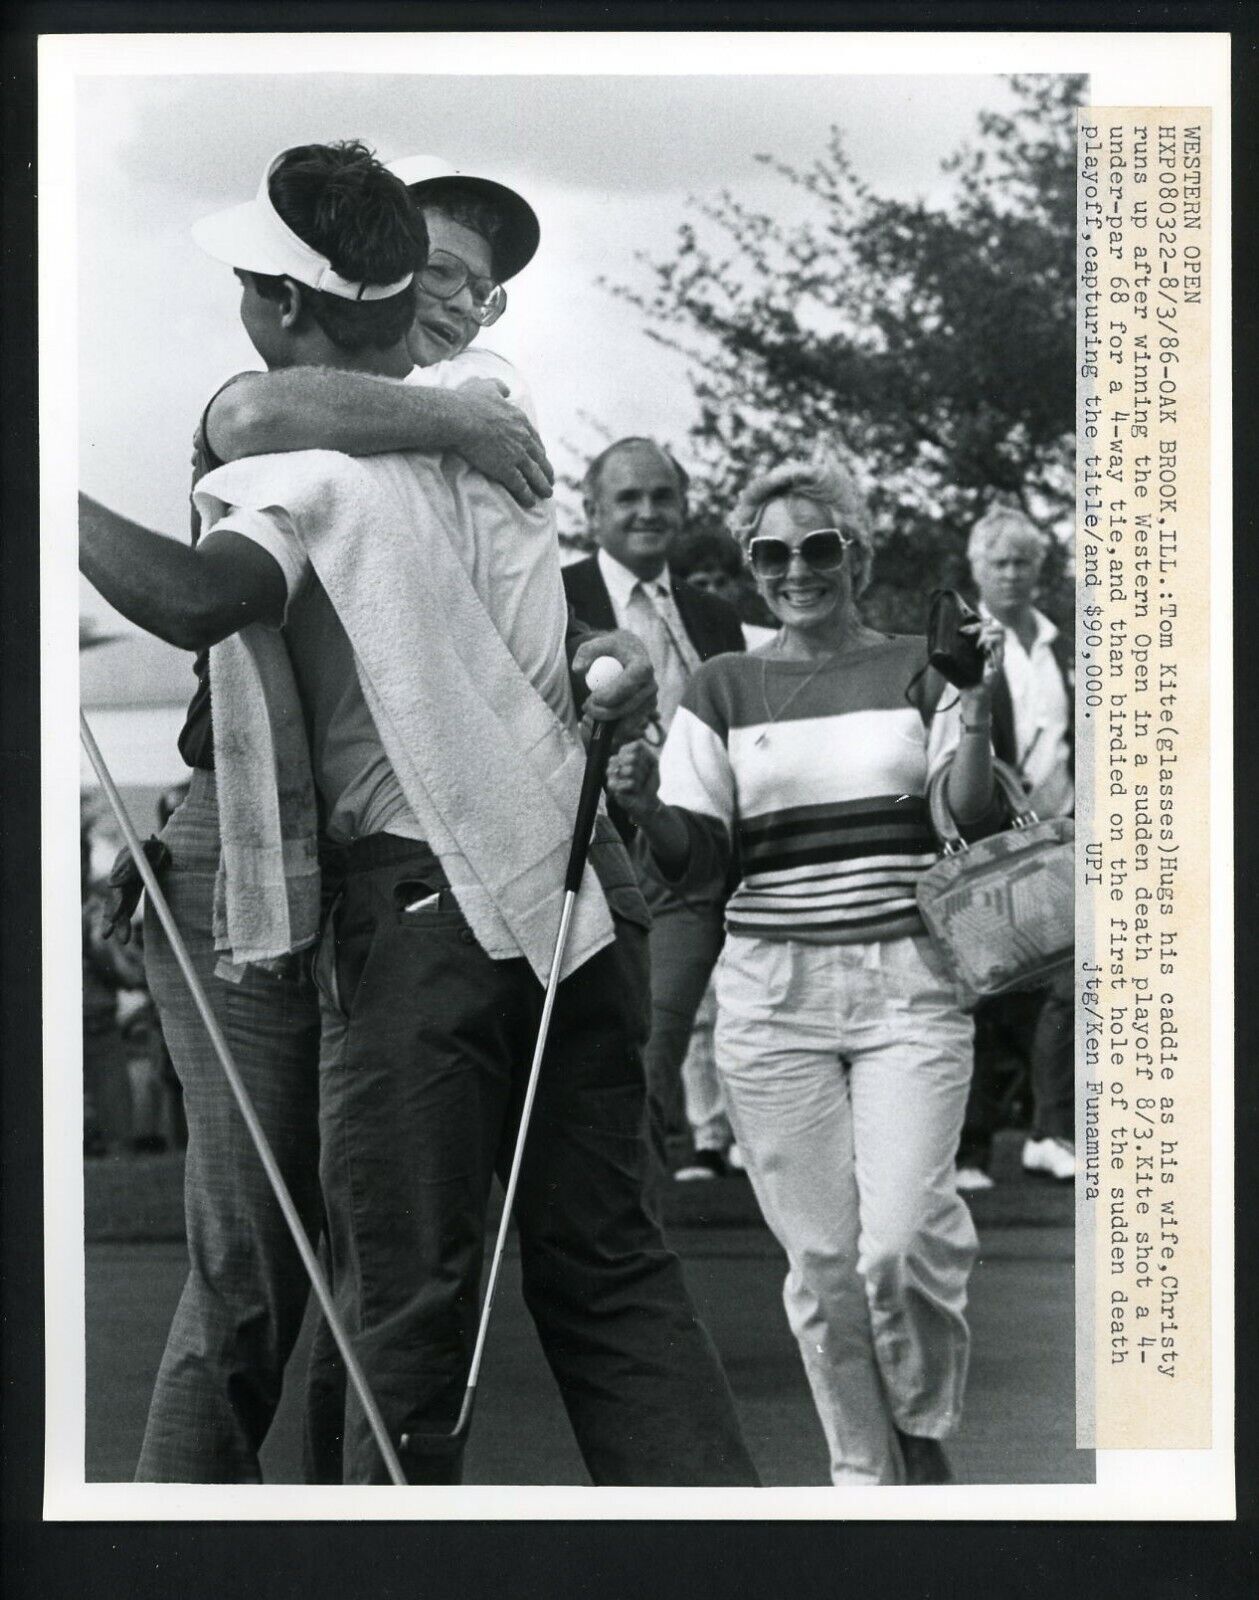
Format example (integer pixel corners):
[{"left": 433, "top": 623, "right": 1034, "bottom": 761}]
[
  {"left": 137, "top": 772, "right": 323, "bottom": 1482},
  {"left": 714, "top": 930, "right": 977, "bottom": 1485}
]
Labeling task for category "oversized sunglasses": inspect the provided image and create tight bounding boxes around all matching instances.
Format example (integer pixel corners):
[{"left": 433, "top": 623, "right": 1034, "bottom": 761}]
[
  {"left": 747, "top": 528, "right": 852, "bottom": 579},
  {"left": 416, "top": 250, "right": 507, "bottom": 327}
]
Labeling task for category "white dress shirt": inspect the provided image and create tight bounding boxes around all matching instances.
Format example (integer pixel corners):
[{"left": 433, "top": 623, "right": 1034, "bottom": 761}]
[{"left": 988, "top": 605, "right": 1074, "bottom": 818}]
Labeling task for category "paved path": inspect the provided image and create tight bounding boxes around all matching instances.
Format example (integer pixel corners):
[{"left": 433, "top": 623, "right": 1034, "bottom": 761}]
[{"left": 87, "top": 1216, "right": 1091, "bottom": 1486}]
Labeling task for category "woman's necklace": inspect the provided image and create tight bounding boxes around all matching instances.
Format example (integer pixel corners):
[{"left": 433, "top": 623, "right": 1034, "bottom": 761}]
[{"left": 754, "top": 628, "right": 887, "bottom": 749}]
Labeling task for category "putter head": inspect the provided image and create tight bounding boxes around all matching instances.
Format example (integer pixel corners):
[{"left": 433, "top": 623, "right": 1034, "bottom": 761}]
[{"left": 396, "top": 1385, "right": 476, "bottom": 1481}]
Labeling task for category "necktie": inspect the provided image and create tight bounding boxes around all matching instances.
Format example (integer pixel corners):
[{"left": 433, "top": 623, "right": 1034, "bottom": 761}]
[{"left": 627, "top": 582, "right": 692, "bottom": 731}]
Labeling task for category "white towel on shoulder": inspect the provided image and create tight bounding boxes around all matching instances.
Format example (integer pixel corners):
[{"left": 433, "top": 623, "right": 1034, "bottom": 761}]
[
  {"left": 198, "top": 448, "right": 614, "bottom": 985},
  {"left": 208, "top": 623, "right": 321, "bottom": 966}
]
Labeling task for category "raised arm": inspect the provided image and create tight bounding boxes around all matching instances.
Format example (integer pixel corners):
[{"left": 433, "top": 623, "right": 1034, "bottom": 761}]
[
  {"left": 79, "top": 492, "right": 285, "bottom": 653},
  {"left": 943, "top": 619, "right": 1004, "bottom": 825},
  {"left": 205, "top": 370, "right": 554, "bottom": 508}
]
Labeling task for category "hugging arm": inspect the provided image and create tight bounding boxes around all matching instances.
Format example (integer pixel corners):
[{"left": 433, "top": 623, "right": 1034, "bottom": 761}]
[{"left": 205, "top": 369, "right": 554, "bottom": 507}]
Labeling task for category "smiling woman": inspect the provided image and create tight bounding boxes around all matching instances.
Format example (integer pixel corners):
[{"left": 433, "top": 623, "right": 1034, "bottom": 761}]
[{"left": 604, "top": 448, "right": 1008, "bottom": 1485}]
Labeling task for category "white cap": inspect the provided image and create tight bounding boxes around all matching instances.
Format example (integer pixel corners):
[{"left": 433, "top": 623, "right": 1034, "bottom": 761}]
[
  {"left": 387, "top": 153, "right": 540, "bottom": 281},
  {"left": 192, "top": 149, "right": 415, "bottom": 301}
]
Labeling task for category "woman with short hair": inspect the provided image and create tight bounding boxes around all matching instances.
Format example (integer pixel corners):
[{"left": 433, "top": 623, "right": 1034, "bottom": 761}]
[{"left": 608, "top": 454, "right": 1004, "bottom": 1485}]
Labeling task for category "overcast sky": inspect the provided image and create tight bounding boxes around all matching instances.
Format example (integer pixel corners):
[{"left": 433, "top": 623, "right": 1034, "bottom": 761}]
[{"left": 76, "top": 70, "right": 1022, "bottom": 623}]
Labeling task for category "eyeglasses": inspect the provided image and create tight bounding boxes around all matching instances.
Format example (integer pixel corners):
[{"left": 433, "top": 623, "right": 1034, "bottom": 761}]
[
  {"left": 746, "top": 528, "right": 853, "bottom": 579},
  {"left": 416, "top": 250, "right": 507, "bottom": 326}
]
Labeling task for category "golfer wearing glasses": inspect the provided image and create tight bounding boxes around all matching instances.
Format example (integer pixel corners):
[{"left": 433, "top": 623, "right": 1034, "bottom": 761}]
[
  {"left": 84, "top": 140, "right": 757, "bottom": 1488},
  {"left": 608, "top": 454, "right": 1004, "bottom": 1485}
]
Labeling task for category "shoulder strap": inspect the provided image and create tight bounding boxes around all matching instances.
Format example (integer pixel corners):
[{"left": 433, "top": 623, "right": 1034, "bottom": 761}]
[{"left": 929, "top": 757, "right": 1034, "bottom": 850}]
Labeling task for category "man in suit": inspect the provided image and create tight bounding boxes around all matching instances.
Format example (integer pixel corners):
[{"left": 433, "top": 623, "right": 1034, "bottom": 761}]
[
  {"left": 564, "top": 439, "right": 745, "bottom": 1199},
  {"left": 954, "top": 505, "right": 1076, "bottom": 1191}
]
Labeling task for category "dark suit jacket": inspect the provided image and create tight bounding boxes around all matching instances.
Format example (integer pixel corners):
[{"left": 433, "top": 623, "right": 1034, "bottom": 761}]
[{"left": 562, "top": 555, "right": 746, "bottom": 664}]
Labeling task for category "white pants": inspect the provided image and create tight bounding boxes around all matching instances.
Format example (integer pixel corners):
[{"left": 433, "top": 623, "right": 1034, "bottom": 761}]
[{"left": 714, "top": 931, "right": 977, "bottom": 1485}]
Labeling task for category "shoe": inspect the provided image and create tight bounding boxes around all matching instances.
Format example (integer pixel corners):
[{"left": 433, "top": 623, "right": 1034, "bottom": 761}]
[
  {"left": 1022, "top": 1136, "right": 1076, "bottom": 1181},
  {"left": 674, "top": 1148, "right": 730, "bottom": 1181},
  {"left": 897, "top": 1431, "right": 955, "bottom": 1485},
  {"left": 954, "top": 1165, "right": 995, "bottom": 1193}
]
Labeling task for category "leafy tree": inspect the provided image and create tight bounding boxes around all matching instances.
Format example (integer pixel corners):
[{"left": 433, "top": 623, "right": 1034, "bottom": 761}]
[{"left": 604, "top": 75, "right": 1083, "bottom": 630}]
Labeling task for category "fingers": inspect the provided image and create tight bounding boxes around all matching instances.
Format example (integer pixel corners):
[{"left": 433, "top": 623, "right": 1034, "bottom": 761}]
[
  {"left": 527, "top": 448, "right": 555, "bottom": 489},
  {"left": 608, "top": 715, "right": 651, "bottom": 752},
  {"left": 459, "top": 386, "right": 555, "bottom": 498},
  {"left": 606, "top": 739, "right": 660, "bottom": 814},
  {"left": 587, "top": 677, "right": 656, "bottom": 723},
  {"left": 578, "top": 642, "right": 644, "bottom": 695},
  {"left": 515, "top": 423, "right": 555, "bottom": 485},
  {"left": 980, "top": 625, "right": 1005, "bottom": 675},
  {"left": 519, "top": 455, "right": 553, "bottom": 502},
  {"left": 573, "top": 628, "right": 648, "bottom": 674},
  {"left": 575, "top": 630, "right": 659, "bottom": 725},
  {"left": 606, "top": 740, "right": 652, "bottom": 793},
  {"left": 503, "top": 468, "right": 538, "bottom": 510}
]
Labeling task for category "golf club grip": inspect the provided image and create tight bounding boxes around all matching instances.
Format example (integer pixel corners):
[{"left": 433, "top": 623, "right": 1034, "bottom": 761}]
[{"left": 564, "top": 719, "right": 616, "bottom": 892}]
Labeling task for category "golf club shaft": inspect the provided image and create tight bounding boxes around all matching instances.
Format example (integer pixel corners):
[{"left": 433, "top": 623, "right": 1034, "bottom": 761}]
[
  {"left": 460, "top": 888, "right": 576, "bottom": 1413},
  {"left": 457, "top": 718, "right": 617, "bottom": 1417},
  {"left": 80, "top": 709, "right": 407, "bottom": 1488}
]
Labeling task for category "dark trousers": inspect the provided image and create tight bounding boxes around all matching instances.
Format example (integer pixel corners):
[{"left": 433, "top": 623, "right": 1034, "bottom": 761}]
[
  {"left": 634, "top": 835, "right": 728, "bottom": 1212},
  {"left": 316, "top": 836, "right": 758, "bottom": 1487},
  {"left": 640, "top": 898, "right": 726, "bottom": 1208},
  {"left": 957, "top": 969, "right": 1074, "bottom": 1171}
]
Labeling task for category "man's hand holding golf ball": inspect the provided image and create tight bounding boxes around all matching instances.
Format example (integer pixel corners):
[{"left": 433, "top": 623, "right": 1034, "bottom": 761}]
[{"left": 571, "top": 629, "right": 657, "bottom": 748}]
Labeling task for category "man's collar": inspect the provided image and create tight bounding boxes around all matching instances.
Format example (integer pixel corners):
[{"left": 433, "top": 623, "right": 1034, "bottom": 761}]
[{"left": 596, "top": 547, "right": 672, "bottom": 608}]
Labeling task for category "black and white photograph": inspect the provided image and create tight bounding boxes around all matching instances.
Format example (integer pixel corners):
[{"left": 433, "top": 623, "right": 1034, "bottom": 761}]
[{"left": 36, "top": 27, "right": 1232, "bottom": 1520}]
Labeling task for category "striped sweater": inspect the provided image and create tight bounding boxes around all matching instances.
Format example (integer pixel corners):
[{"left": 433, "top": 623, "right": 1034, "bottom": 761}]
[{"left": 656, "top": 635, "right": 959, "bottom": 944}]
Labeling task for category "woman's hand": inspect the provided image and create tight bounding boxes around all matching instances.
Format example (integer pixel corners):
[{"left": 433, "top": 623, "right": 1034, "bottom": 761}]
[
  {"left": 958, "top": 616, "right": 1005, "bottom": 714},
  {"left": 605, "top": 739, "right": 661, "bottom": 823},
  {"left": 946, "top": 616, "right": 1004, "bottom": 824}
]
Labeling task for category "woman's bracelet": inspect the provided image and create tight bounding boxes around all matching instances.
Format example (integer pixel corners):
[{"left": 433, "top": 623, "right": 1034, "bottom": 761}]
[{"left": 960, "top": 716, "right": 992, "bottom": 736}]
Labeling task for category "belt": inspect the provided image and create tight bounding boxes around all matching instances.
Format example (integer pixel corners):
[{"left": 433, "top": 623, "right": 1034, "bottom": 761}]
[{"left": 327, "top": 832, "right": 439, "bottom": 874}]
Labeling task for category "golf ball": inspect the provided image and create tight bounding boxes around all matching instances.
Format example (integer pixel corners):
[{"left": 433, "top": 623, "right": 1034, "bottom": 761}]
[{"left": 585, "top": 656, "right": 624, "bottom": 694}]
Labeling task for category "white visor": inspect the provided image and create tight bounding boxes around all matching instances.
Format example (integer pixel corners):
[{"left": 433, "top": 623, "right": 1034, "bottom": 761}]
[{"left": 191, "top": 150, "right": 415, "bottom": 301}]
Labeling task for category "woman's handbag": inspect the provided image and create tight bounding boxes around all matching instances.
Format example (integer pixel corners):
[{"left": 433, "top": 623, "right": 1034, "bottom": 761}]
[{"left": 917, "top": 759, "right": 1074, "bottom": 1010}]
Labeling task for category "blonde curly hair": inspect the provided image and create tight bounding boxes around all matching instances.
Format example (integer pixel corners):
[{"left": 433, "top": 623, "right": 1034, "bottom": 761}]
[{"left": 731, "top": 452, "right": 874, "bottom": 597}]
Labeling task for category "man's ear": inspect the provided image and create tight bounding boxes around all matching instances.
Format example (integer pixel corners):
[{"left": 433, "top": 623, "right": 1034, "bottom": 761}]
[{"left": 277, "top": 278, "right": 304, "bottom": 329}]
